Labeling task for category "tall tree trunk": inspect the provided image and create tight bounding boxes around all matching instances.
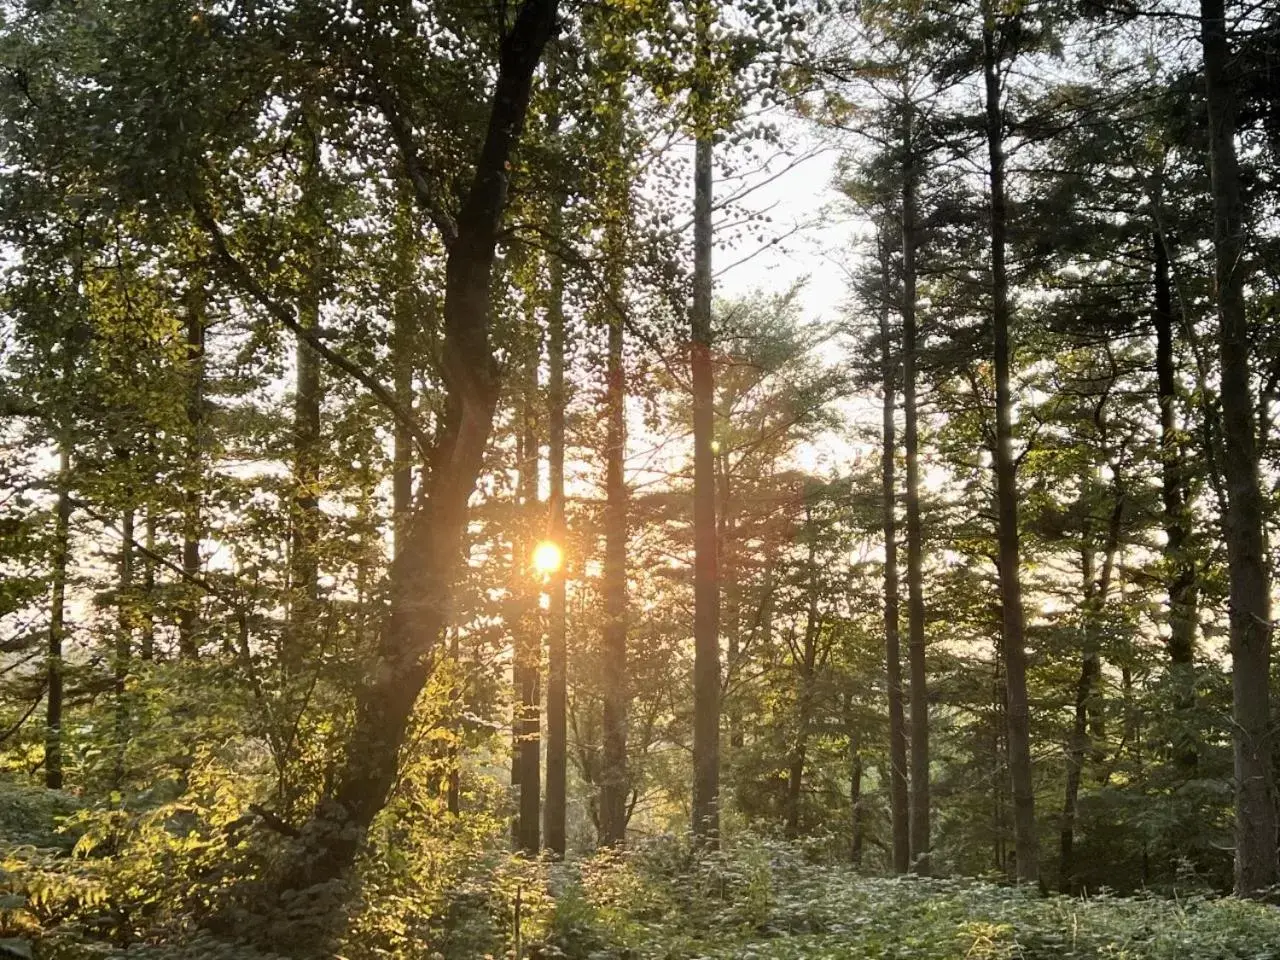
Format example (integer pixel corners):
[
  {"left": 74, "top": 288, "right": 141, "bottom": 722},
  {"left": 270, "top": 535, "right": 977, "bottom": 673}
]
[
  {"left": 543, "top": 196, "right": 569, "bottom": 857},
  {"left": 289, "top": 0, "right": 559, "bottom": 892},
  {"left": 1154, "top": 230, "right": 1199, "bottom": 770},
  {"left": 45, "top": 446, "right": 71, "bottom": 791},
  {"left": 392, "top": 195, "right": 417, "bottom": 559},
  {"left": 849, "top": 721, "right": 865, "bottom": 867},
  {"left": 983, "top": 13, "right": 1038, "bottom": 884},
  {"left": 1060, "top": 487, "right": 1123, "bottom": 893},
  {"left": 515, "top": 350, "right": 541, "bottom": 855},
  {"left": 1198, "top": 0, "right": 1277, "bottom": 897},
  {"left": 287, "top": 266, "right": 322, "bottom": 677},
  {"left": 720, "top": 451, "right": 742, "bottom": 750},
  {"left": 599, "top": 233, "right": 629, "bottom": 846},
  {"left": 114, "top": 502, "right": 135, "bottom": 789},
  {"left": 878, "top": 233, "right": 910, "bottom": 874},
  {"left": 690, "top": 0, "right": 720, "bottom": 845},
  {"left": 900, "top": 104, "right": 930, "bottom": 875},
  {"left": 140, "top": 511, "right": 156, "bottom": 662},
  {"left": 785, "top": 512, "right": 820, "bottom": 840},
  {"left": 179, "top": 280, "right": 205, "bottom": 659}
]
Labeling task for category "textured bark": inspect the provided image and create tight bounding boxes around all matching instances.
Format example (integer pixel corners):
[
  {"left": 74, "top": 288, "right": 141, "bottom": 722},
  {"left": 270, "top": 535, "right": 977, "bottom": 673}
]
[
  {"left": 983, "top": 12, "right": 1038, "bottom": 884},
  {"left": 900, "top": 107, "right": 930, "bottom": 875},
  {"left": 543, "top": 194, "right": 568, "bottom": 856},
  {"left": 1199, "top": 0, "right": 1277, "bottom": 896},
  {"left": 45, "top": 446, "right": 71, "bottom": 791},
  {"left": 878, "top": 234, "right": 910, "bottom": 875},
  {"left": 690, "top": 3, "right": 720, "bottom": 843},
  {"left": 286, "top": 0, "right": 560, "bottom": 892}
]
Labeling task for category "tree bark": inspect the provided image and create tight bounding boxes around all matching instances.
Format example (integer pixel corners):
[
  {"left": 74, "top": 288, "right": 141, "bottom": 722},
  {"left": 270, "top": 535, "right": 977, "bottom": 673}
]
[
  {"left": 140, "top": 510, "right": 156, "bottom": 662},
  {"left": 45, "top": 446, "right": 71, "bottom": 791},
  {"left": 690, "top": 1, "right": 720, "bottom": 845},
  {"left": 900, "top": 104, "right": 930, "bottom": 876},
  {"left": 287, "top": 0, "right": 559, "bottom": 891},
  {"left": 878, "top": 232, "right": 910, "bottom": 875},
  {"left": 1198, "top": 0, "right": 1277, "bottom": 897},
  {"left": 983, "top": 11, "right": 1038, "bottom": 884}
]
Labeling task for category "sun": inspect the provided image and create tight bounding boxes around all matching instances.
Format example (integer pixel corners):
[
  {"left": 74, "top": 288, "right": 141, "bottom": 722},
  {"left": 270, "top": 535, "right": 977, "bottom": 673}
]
[{"left": 532, "top": 540, "right": 563, "bottom": 576}]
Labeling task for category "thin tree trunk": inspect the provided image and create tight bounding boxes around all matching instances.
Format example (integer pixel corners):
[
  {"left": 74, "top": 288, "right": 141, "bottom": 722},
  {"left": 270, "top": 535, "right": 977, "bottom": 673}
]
[
  {"left": 543, "top": 181, "right": 569, "bottom": 857},
  {"left": 785, "top": 511, "right": 820, "bottom": 840},
  {"left": 901, "top": 103, "right": 930, "bottom": 875},
  {"left": 114, "top": 502, "right": 135, "bottom": 789},
  {"left": 287, "top": 267, "right": 322, "bottom": 677},
  {"left": 1060, "top": 488, "right": 1122, "bottom": 893},
  {"left": 1154, "top": 230, "right": 1199, "bottom": 770},
  {"left": 289, "top": 0, "right": 559, "bottom": 893},
  {"left": 392, "top": 195, "right": 417, "bottom": 559},
  {"left": 690, "top": 0, "right": 720, "bottom": 845},
  {"left": 878, "top": 233, "right": 910, "bottom": 875},
  {"left": 849, "top": 720, "right": 865, "bottom": 867},
  {"left": 140, "top": 511, "right": 156, "bottom": 662},
  {"left": 599, "top": 228, "right": 628, "bottom": 846},
  {"left": 179, "top": 281, "right": 205, "bottom": 659},
  {"left": 515, "top": 350, "right": 541, "bottom": 855},
  {"left": 720, "top": 451, "right": 742, "bottom": 750},
  {"left": 45, "top": 446, "right": 71, "bottom": 791},
  {"left": 1198, "top": 0, "right": 1277, "bottom": 897},
  {"left": 983, "top": 12, "right": 1038, "bottom": 883}
]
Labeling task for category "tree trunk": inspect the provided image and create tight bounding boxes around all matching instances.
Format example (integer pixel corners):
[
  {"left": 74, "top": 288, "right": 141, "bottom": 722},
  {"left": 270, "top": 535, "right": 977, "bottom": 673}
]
[
  {"left": 785, "top": 514, "right": 820, "bottom": 840},
  {"left": 287, "top": 0, "right": 559, "bottom": 893},
  {"left": 599, "top": 232, "right": 628, "bottom": 847},
  {"left": 392, "top": 195, "right": 417, "bottom": 559},
  {"left": 720, "top": 450, "right": 742, "bottom": 750},
  {"left": 690, "top": 2, "right": 720, "bottom": 845},
  {"left": 849, "top": 722, "right": 865, "bottom": 867},
  {"left": 287, "top": 261, "right": 322, "bottom": 677},
  {"left": 1198, "top": 0, "right": 1277, "bottom": 897},
  {"left": 515, "top": 350, "right": 541, "bottom": 855},
  {"left": 900, "top": 104, "right": 930, "bottom": 876},
  {"left": 114, "top": 502, "right": 135, "bottom": 789},
  {"left": 983, "top": 12, "right": 1038, "bottom": 884},
  {"left": 1154, "top": 229, "right": 1199, "bottom": 770},
  {"left": 140, "top": 511, "right": 156, "bottom": 662},
  {"left": 1060, "top": 489, "right": 1121, "bottom": 893},
  {"left": 179, "top": 280, "right": 205, "bottom": 659},
  {"left": 45, "top": 446, "right": 71, "bottom": 791},
  {"left": 878, "top": 232, "right": 910, "bottom": 875},
  {"left": 543, "top": 181, "right": 569, "bottom": 858}
]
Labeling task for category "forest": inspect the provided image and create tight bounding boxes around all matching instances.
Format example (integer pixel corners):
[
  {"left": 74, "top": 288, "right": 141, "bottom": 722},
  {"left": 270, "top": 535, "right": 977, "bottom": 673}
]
[{"left": 2, "top": 0, "right": 1280, "bottom": 957}]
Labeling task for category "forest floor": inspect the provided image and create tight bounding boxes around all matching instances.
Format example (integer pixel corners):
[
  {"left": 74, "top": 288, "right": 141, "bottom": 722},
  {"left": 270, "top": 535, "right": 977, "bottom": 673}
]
[{"left": 542, "top": 842, "right": 1280, "bottom": 960}]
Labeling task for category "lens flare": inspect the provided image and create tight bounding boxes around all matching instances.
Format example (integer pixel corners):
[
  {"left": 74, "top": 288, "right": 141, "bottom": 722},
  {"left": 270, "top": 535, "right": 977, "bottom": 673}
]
[{"left": 532, "top": 540, "right": 563, "bottom": 575}]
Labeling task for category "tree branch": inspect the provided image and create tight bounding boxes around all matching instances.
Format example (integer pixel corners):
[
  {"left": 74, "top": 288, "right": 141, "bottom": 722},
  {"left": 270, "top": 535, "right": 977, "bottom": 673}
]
[{"left": 190, "top": 196, "right": 434, "bottom": 461}]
